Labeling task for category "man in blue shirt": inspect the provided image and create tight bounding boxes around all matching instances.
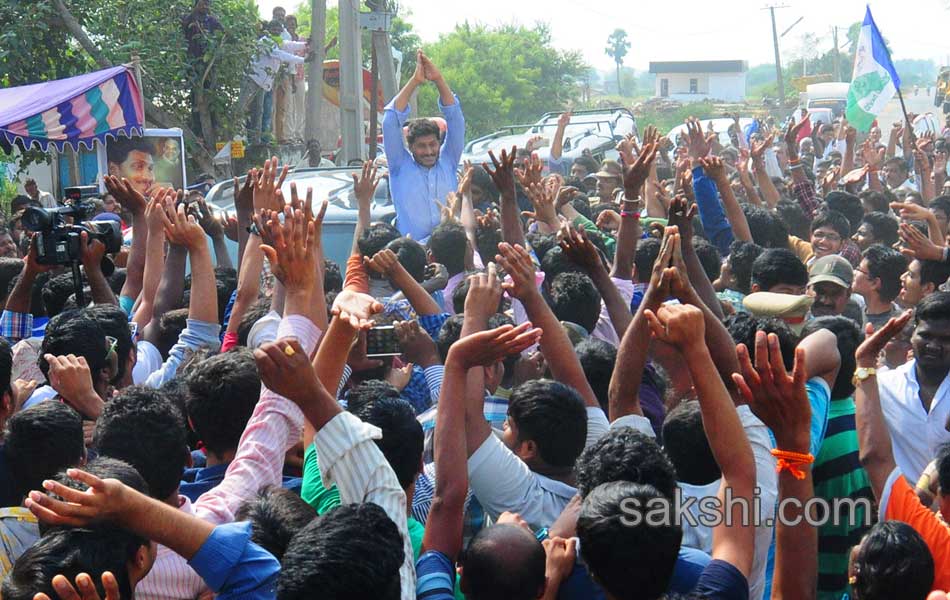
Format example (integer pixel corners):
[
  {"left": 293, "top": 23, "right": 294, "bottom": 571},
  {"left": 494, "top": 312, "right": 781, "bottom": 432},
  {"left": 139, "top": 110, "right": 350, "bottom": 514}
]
[{"left": 382, "top": 50, "right": 465, "bottom": 242}]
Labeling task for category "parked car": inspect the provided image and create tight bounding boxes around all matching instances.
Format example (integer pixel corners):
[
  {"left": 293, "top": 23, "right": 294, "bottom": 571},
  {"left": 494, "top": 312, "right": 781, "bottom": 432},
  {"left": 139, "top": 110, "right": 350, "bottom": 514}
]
[
  {"left": 461, "top": 107, "right": 639, "bottom": 166},
  {"left": 204, "top": 166, "right": 395, "bottom": 270},
  {"left": 665, "top": 117, "right": 755, "bottom": 148}
]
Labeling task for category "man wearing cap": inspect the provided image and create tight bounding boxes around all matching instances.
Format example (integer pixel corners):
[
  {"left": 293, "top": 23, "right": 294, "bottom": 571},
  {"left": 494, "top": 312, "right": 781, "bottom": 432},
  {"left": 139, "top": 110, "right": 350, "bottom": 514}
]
[
  {"left": 808, "top": 255, "right": 864, "bottom": 326},
  {"left": 593, "top": 159, "right": 623, "bottom": 201}
]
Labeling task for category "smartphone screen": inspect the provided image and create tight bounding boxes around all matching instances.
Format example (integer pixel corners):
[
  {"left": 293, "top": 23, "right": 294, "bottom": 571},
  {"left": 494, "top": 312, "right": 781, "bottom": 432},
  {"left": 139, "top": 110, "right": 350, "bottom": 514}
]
[{"left": 366, "top": 326, "right": 402, "bottom": 357}]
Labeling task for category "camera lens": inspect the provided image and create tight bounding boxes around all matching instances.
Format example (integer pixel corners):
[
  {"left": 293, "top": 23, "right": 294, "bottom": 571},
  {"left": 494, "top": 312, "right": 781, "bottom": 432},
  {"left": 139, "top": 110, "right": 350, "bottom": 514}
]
[{"left": 20, "top": 207, "right": 51, "bottom": 232}]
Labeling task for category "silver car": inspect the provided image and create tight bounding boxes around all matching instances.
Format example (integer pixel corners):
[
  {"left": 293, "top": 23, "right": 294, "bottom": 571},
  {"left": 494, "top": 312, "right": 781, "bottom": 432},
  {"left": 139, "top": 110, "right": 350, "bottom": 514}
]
[{"left": 204, "top": 166, "right": 395, "bottom": 269}]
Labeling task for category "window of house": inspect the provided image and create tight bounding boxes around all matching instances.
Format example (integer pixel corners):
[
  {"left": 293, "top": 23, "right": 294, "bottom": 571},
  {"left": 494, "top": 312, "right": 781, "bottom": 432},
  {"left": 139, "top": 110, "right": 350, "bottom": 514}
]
[
  {"left": 689, "top": 78, "right": 698, "bottom": 94},
  {"left": 660, "top": 79, "right": 669, "bottom": 97}
]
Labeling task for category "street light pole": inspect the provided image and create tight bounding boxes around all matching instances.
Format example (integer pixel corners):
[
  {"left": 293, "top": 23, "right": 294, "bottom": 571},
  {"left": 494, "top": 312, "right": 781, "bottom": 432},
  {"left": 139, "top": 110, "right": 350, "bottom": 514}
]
[
  {"left": 764, "top": 4, "right": 788, "bottom": 104},
  {"left": 305, "top": 0, "right": 327, "bottom": 166}
]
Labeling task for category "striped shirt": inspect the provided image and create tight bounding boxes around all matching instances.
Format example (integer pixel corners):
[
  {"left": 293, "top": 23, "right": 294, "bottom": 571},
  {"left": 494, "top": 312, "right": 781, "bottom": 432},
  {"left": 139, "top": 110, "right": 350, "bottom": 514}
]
[
  {"left": 813, "top": 397, "right": 874, "bottom": 600},
  {"left": 136, "top": 315, "right": 317, "bottom": 600}
]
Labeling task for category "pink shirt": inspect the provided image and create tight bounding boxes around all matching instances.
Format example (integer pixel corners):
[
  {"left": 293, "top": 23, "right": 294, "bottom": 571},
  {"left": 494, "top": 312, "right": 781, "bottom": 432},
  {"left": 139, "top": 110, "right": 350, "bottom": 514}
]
[{"left": 135, "top": 315, "right": 321, "bottom": 600}]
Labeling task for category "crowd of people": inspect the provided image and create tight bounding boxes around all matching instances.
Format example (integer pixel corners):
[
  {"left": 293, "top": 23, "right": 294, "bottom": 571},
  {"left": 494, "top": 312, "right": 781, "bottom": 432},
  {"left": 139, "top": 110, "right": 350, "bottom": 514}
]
[{"left": 2, "top": 50, "right": 950, "bottom": 600}]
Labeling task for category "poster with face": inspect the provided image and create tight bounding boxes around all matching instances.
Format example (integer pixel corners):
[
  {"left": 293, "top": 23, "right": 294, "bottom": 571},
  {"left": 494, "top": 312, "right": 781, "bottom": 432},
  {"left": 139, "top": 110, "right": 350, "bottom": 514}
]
[{"left": 98, "top": 129, "right": 186, "bottom": 197}]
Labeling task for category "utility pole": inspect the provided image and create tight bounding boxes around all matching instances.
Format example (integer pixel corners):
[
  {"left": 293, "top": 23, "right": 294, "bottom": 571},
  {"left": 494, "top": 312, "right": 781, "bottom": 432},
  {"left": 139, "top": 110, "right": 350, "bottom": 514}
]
[
  {"left": 832, "top": 26, "right": 841, "bottom": 81},
  {"left": 338, "top": 0, "right": 364, "bottom": 164},
  {"left": 764, "top": 4, "right": 788, "bottom": 105},
  {"left": 305, "top": 0, "right": 327, "bottom": 166}
]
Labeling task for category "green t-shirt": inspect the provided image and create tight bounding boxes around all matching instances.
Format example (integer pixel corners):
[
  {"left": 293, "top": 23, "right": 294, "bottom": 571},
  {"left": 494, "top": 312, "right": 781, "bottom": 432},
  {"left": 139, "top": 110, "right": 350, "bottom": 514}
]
[{"left": 301, "top": 443, "right": 424, "bottom": 559}]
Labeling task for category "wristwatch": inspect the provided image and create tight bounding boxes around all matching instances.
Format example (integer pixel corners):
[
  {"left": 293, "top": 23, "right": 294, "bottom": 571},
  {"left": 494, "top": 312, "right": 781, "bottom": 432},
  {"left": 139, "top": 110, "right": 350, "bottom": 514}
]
[{"left": 852, "top": 367, "right": 877, "bottom": 387}]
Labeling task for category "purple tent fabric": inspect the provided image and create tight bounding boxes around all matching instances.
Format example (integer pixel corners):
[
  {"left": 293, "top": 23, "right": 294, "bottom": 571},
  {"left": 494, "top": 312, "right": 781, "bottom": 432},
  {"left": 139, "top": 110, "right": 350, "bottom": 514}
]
[{"left": 0, "top": 66, "right": 144, "bottom": 152}]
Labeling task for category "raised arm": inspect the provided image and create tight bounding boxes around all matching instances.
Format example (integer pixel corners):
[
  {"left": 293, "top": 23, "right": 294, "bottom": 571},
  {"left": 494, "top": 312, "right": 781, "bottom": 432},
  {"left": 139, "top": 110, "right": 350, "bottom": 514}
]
[
  {"left": 646, "top": 303, "right": 755, "bottom": 579},
  {"left": 699, "top": 156, "right": 752, "bottom": 243},
  {"left": 750, "top": 134, "right": 781, "bottom": 209},
  {"left": 350, "top": 161, "right": 380, "bottom": 256},
  {"left": 197, "top": 196, "right": 234, "bottom": 270},
  {"left": 613, "top": 139, "right": 659, "bottom": 279},
  {"left": 131, "top": 197, "right": 168, "bottom": 331},
  {"left": 484, "top": 147, "right": 524, "bottom": 247},
  {"left": 496, "top": 242, "right": 599, "bottom": 409},
  {"left": 364, "top": 248, "right": 442, "bottom": 316},
  {"left": 141, "top": 223, "right": 188, "bottom": 346},
  {"left": 853, "top": 311, "right": 913, "bottom": 499},
  {"left": 104, "top": 176, "right": 148, "bottom": 305},
  {"left": 666, "top": 196, "right": 725, "bottom": 321},
  {"left": 549, "top": 111, "right": 571, "bottom": 162},
  {"left": 79, "top": 232, "right": 117, "bottom": 306},
  {"left": 162, "top": 200, "right": 218, "bottom": 325},
  {"left": 733, "top": 331, "right": 815, "bottom": 598},
  {"left": 224, "top": 233, "right": 264, "bottom": 338}
]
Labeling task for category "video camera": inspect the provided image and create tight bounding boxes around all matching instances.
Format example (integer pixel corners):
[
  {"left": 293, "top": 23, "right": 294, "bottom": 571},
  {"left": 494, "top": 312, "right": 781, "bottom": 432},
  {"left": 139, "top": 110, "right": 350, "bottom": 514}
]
[{"left": 22, "top": 186, "right": 122, "bottom": 266}]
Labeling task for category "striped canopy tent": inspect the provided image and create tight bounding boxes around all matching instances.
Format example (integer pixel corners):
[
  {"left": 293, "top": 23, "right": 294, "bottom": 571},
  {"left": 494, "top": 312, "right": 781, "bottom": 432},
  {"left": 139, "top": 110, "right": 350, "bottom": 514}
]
[{"left": 0, "top": 65, "right": 144, "bottom": 152}]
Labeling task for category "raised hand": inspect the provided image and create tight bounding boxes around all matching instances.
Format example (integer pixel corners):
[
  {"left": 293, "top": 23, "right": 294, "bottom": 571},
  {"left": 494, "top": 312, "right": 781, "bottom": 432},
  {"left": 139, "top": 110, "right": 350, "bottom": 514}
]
[
  {"left": 558, "top": 224, "right": 604, "bottom": 273},
  {"left": 733, "top": 331, "right": 810, "bottom": 451},
  {"left": 447, "top": 322, "right": 542, "bottom": 370},
  {"left": 418, "top": 51, "right": 443, "bottom": 82},
  {"left": 103, "top": 175, "right": 147, "bottom": 214},
  {"left": 616, "top": 133, "right": 637, "bottom": 166},
  {"left": 78, "top": 231, "right": 106, "bottom": 273},
  {"left": 862, "top": 143, "right": 885, "bottom": 171},
  {"left": 543, "top": 537, "right": 578, "bottom": 588},
  {"left": 384, "top": 362, "right": 414, "bottom": 391},
  {"left": 840, "top": 166, "right": 870, "bottom": 187},
  {"left": 363, "top": 248, "right": 402, "bottom": 278},
  {"left": 784, "top": 110, "right": 810, "bottom": 158},
  {"left": 855, "top": 310, "right": 913, "bottom": 367},
  {"left": 45, "top": 353, "right": 99, "bottom": 417},
  {"left": 515, "top": 152, "right": 545, "bottom": 189},
  {"left": 196, "top": 197, "right": 224, "bottom": 238},
  {"left": 643, "top": 302, "right": 706, "bottom": 350},
  {"left": 254, "top": 156, "right": 289, "bottom": 213},
  {"left": 483, "top": 147, "right": 517, "bottom": 196},
  {"left": 495, "top": 242, "right": 540, "bottom": 301},
  {"left": 233, "top": 169, "right": 257, "bottom": 214},
  {"left": 258, "top": 201, "right": 327, "bottom": 293},
  {"left": 698, "top": 155, "right": 727, "bottom": 183},
  {"left": 394, "top": 319, "right": 440, "bottom": 367},
  {"left": 622, "top": 141, "right": 658, "bottom": 200},
  {"left": 464, "top": 262, "right": 503, "bottom": 322},
  {"left": 891, "top": 201, "right": 933, "bottom": 223},
  {"left": 898, "top": 222, "right": 944, "bottom": 261},
  {"left": 254, "top": 338, "right": 322, "bottom": 404},
  {"left": 411, "top": 50, "right": 426, "bottom": 85},
  {"left": 684, "top": 117, "right": 711, "bottom": 161},
  {"left": 34, "top": 572, "right": 122, "bottom": 600},
  {"left": 24, "top": 468, "right": 128, "bottom": 528},
  {"left": 750, "top": 133, "right": 775, "bottom": 161},
  {"left": 352, "top": 160, "right": 380, "bottom": 209},
  {"left": 332, "top": 290, "right": 383, "bottom": 328},
  {"left": 458, "top": 162, "right": 475, "bottom": 197},
  {"left": 595, "top": 209, "right": 621, "bottom": 231},
  {"left": 522, "top": 179, "right": 559, "bottom": 226},
  {"left": 161, "top": 198, "right": 206, "bottom": 250},
  {"left": 438, "top": 192, "right": 461, "bottom": 223},
  {"left": 557, "top": 110, "right": 572, "bottom": 130}
]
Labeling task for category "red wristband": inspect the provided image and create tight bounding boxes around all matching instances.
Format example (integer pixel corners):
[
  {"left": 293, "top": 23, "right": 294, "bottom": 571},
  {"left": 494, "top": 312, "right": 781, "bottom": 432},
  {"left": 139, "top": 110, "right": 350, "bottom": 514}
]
[{"left": 620, "top": 210, "right": 641, "bottom": 219}]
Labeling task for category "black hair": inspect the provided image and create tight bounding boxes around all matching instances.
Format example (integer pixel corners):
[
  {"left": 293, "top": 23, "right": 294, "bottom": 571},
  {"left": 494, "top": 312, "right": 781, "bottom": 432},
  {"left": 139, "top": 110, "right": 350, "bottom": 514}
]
[
  {"left": 525, "top": 232, "right": 557, "bottom": 264},
  {"left": 42, "top": 272, "right": 78, "bottom": 318},
  {"left": 508, "top": 379, "right": 587, "bottom": 469},
  {"left": 861, "top": 212, "right": 900, "bottom": 247},
  {"left": 350, "top": 397, "right": 423, "bottom": 489},
  {"left": 859, "top": 190, "right": 891, "bottom": 214},
  {"left": 277, "top": 503, "right": 404, "bottom": 600},
  {"left": 692, "top": 237, "right": 722, "bottom": 282},
  {"left": 915, "top": 290, "right": 950, "bottom": 325},
  {"left": 185, "top": 348, "right": 260, "bottom": 456},
  {"left": 743, "top": 204, "right": 790, "bottom": 249},
  {"left": 725, "top": 312, "right": 799, "bottom": 371},
  {"left": 475, "top": 225, "right": 502, "bottom": 267},
  {"left": 436, "top": 314, "right": 465, "bottom": 362},
  {"left": 569, "top": 197, "right": 593, "bottom": 220},
  {"left": 572, "top": 155, "right": 599, "bottom": 177},
  {"left": 157, "top": 308, "right": 190, "bottom": 359},
  {"left": 83, "top": 304, "right": 134, "bottom": 385},
  {"left": 344, "top": 379, "right": 402, "bottom": 412},
  {"left": 851, "top": 521, "right": 934, "bottom": 600},
  {"left": 7, "top": 268, "right": 49, "bottom": 317},
  {"left": 775, "top": 199, "right": 811, "bottom": 240},
  {"left": 575, "top": 426, "right": 677, "bottom": 499},
  {"left": 4, "top": 401, "right": 83, "bottom": 502},
  {"left": 461, "top": 525, "right": 546, "bottom": 600},
  {"left": 470, "top": 167, "right": 499, "bottom": 204},
  {"left": 1, "top": 526, "right": 144, "bottom": 600},
  {"left": 662, "top": 400, "right": 720, "bottom": 485},
  {"left": 546, "top": 272, "right": 601, "bottom": 334},
  {"left": 918, "top": 259, "right": 950, "bottom": 293},
  {"left": 539, "top": 245, "right": 582, "bottom": 283},
  {"left": 590, "top": 202, "right": 619, "bottom": 222},
  {"left": 937, "top": 443, "right": 950, "bottom": 495},
  {"left": 930, "top": 195, "right": 950, "bottom": 219},
  {"left": 882, "top": 157, "right": 909, "bottom": 176},
  {"left": 357, "top": 222, "right": 400, "bottom": 258},
  {"left": 577, "top": 481, "right": 682, "bottom": 600},
  {"left": 811, "top": 209, "right": 851, "bottom": 240},
  {"left": 453, "top": 270, "right": 498, "bottom": 315},
  {"left": 0, "top": 336, "right": 11, "bottom": 393},
  {"left": 40, "top": 310, "right": 109, "bottom": 383},
  {"left": 238, "top": 296, "right": 271, "bottom": 347},
  {"left": 323, "top": 258, "right": 343, "bottom": 293},
  {"left": 727, "top": 240, "right": 764, "bottom": 295},
  {"left": 406, "top": 118, "right": 442, "bottom": 146},
  {"left": 751, "top": 248, "right": 808, "bottom": 292},
  {"left": 0, "top": 257, "right": 22, "bottom": 305},
  {"left": 106, "top": 136, "right": 154, "bottom": 166},
  {"left": 633, "top": 237, "right": 661, "bottom": 283},
  {"left": 107, "top": 268, "right": 127, "bottom": 297},
  {"left": 802, "top": 316, "right": 862, "bottom": 399},
  {"left": 824, "top": 191, "right": 864, "bottom": 235},
  {"left": 575, "top": 338, "right": 616, "bottom": 414},
  {"left": 182, "top": 266, "right": 233, "bottom": 325},
  {"left": 384, "top": 237, "right": 427, "bottom": 283},
  {"left": 94, "top": 385, "right": 189, "bottom": 501},
  {"left": 235, "top": 486, "right": 317, "bottom": 560},
  {"left": 428, "top": 221, "right": 468, "bottom": 275},
  {"left": 862, "top": 245, "right": 907, "bottom": 303},
  {"left": 487, "top": 312, "right": 519, "bottom": 377}
]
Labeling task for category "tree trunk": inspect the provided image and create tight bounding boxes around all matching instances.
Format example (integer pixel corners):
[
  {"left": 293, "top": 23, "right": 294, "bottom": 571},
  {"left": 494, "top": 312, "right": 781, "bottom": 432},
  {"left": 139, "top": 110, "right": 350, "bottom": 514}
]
[{"left": 616, "top": 62, "right": 622, "bottom": 96}]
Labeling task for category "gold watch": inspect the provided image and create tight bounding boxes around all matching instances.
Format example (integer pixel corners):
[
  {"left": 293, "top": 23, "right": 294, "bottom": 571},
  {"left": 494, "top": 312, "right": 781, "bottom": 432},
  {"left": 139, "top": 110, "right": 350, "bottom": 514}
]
[{"left": 852, "top": 367, "right": 877, "bottom": 387}]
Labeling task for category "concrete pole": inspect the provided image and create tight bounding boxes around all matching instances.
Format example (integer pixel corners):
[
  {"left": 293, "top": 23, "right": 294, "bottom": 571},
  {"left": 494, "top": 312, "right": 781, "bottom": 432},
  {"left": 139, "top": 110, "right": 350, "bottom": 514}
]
[
  {"left": 305, "top": 0, "right": 327, "bottom": 164},
  {"left": 769, "top": 7, "right": 786, "bottom": 104},
  {"left": 338, "top": 0, "right": 364, "bottom": 164}
]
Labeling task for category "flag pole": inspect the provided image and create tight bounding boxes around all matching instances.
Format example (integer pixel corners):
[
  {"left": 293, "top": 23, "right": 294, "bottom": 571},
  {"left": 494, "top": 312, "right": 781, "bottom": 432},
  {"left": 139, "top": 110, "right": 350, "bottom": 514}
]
[{"left": 894, "top": 85, "right": 917, "bottom": 144}]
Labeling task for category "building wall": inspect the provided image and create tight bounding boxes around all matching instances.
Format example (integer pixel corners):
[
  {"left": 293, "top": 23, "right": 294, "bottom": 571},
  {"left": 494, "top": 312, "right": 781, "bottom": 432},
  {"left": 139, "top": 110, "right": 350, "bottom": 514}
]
[{"left": 654, "top": 71, "right": 746, "bottom": 103}]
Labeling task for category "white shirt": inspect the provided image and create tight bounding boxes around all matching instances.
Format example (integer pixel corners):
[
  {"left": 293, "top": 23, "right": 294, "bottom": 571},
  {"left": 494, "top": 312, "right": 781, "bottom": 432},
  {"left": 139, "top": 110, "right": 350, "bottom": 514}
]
[
  {"left": 591, "top": 277, "right": 636, "bottom": 346},
  {"left": 878, "top": 359, "right": 950, "bottom": 482},
  {"left": 467, "top": 407, "right": 609, "bottom": 530},
  {"left": 249, "top": 37, "right": 306, "bottom": 91}
]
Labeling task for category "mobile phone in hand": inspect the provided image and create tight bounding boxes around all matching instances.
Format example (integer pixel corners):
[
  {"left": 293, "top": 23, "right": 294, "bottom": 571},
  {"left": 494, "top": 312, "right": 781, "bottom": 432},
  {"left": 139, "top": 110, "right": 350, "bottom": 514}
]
[{"left": 366, "top": 326, "right": 402, "bottom": 358}]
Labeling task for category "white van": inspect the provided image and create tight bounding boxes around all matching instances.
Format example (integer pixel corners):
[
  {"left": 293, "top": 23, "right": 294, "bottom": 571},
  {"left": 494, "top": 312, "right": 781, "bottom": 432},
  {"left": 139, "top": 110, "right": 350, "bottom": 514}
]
[{"left": 802, "top": 82, "right": 851, "bottom": 118}]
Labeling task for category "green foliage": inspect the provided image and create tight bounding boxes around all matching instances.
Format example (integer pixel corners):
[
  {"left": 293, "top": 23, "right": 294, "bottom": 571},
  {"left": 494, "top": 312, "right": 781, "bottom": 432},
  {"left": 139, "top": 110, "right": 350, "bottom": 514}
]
[
  {"left": 747, "top": 64, "right": 777, "bottom": 88},
  {"left": 604, "top": 29, "right": 630, "bottom": 66},
  {"left": 417, "top": 22, "right": 587, "bottom": 138},
  {"left": 893, "top": 59, "right": 938, "bottom": 87},
  {"left": 635, "top": 101, "right": 721, "bottom": 134}
]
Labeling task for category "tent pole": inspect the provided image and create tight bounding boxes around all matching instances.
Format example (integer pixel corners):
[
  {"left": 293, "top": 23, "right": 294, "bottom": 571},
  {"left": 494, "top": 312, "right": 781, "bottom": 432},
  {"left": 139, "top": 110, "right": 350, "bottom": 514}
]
[{"left": 131, "top": 53, "right": 146, "bottom": 124}]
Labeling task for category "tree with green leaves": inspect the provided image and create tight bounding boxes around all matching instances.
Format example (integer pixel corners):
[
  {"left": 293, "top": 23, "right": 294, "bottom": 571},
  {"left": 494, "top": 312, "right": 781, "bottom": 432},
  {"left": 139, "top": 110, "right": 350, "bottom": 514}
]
[
  {"left": 605, "top": 28, "right": 631, "bottom": 96},
  {"left": 416, "top": 22, "right": 586, "bottom": 138}
]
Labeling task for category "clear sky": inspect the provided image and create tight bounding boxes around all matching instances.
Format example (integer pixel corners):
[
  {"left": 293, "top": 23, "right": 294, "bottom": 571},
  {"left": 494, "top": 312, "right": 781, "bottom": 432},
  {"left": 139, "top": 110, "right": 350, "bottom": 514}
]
[{"left": 258, "top": 0, "right": 950, "bottom": 73}]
